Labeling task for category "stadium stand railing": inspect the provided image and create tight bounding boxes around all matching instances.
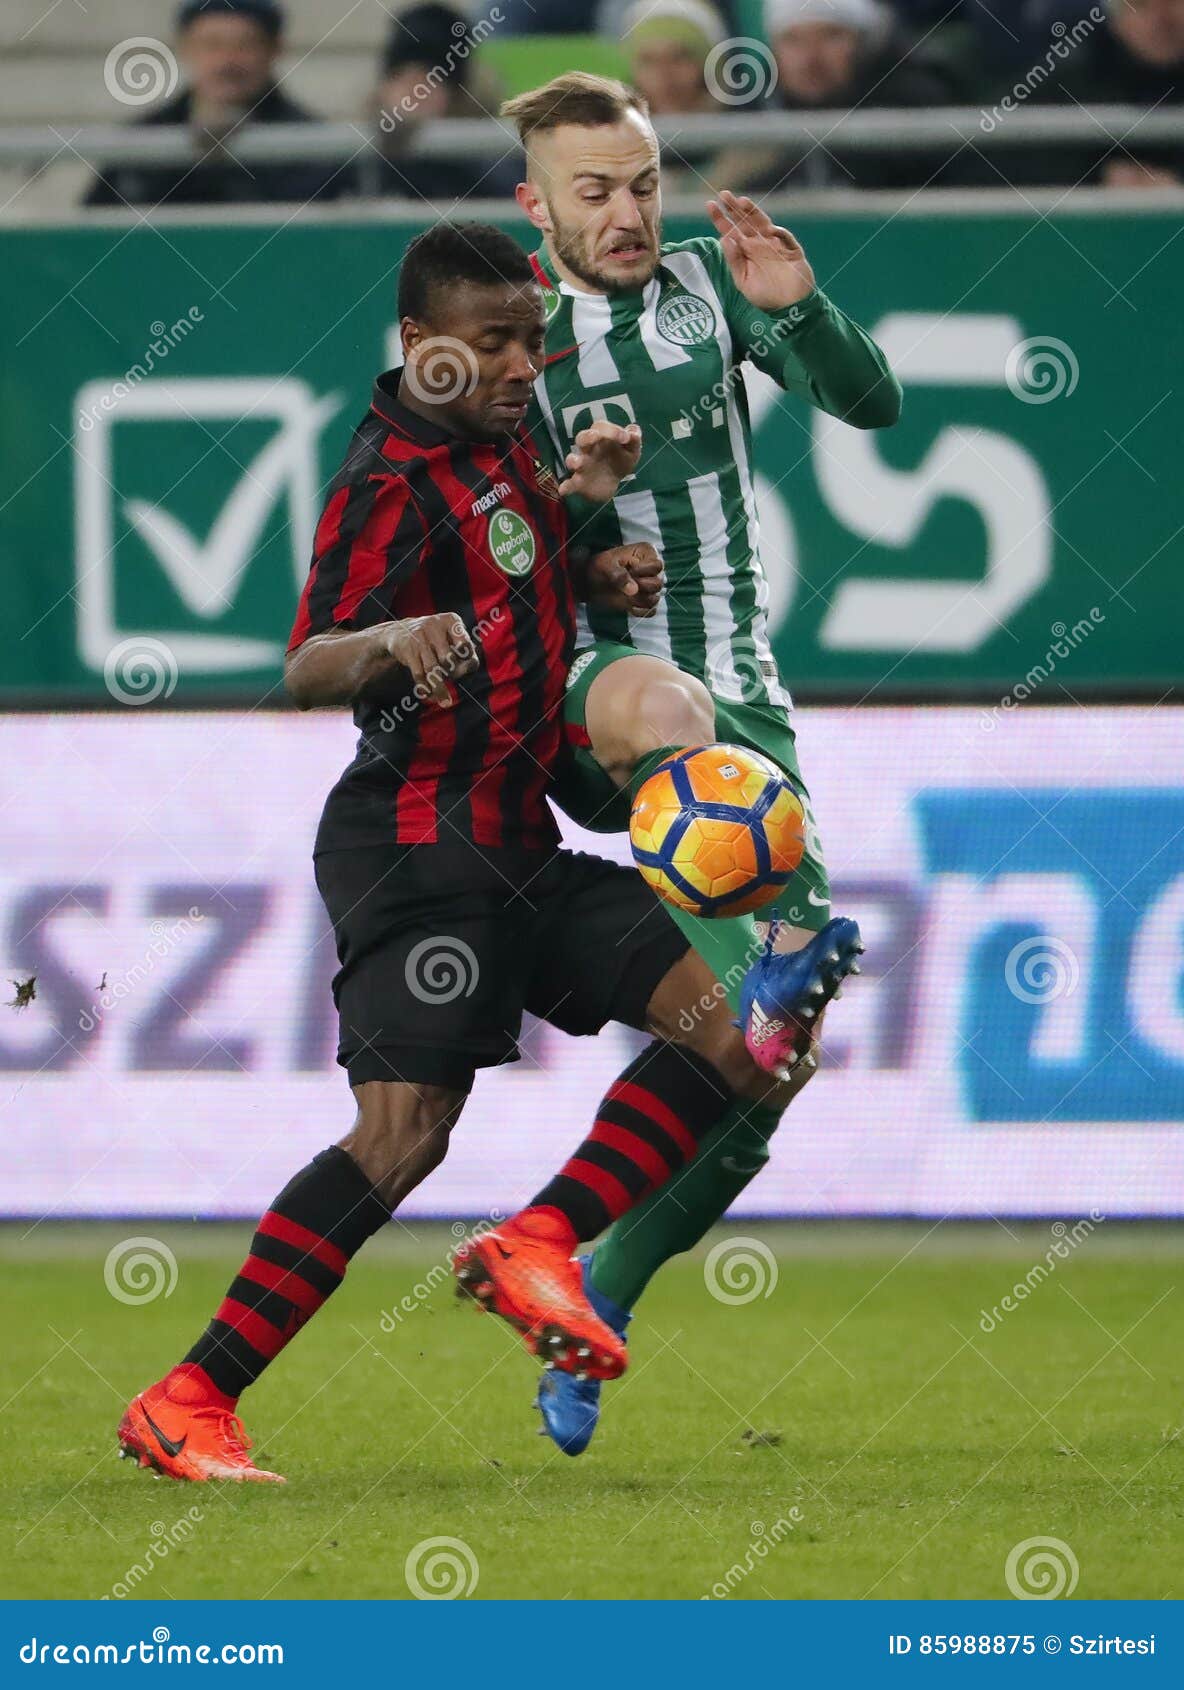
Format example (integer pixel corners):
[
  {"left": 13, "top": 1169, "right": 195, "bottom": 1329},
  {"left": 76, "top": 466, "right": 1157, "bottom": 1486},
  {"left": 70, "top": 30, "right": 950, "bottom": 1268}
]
[{"left": 4, "top": 105, "right": 1184, "bottom": 168}]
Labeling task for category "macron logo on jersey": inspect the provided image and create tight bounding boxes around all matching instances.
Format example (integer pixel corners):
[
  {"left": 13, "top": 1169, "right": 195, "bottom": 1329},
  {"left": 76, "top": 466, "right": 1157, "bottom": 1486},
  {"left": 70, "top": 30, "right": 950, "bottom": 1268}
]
[{"left": 470, "top": 480, "right": 512, "bottom": 518}]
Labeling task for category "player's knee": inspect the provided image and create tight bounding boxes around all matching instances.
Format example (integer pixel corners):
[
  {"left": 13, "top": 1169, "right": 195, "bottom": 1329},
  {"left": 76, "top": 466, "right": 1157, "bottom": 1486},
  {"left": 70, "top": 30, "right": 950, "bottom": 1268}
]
[
  {"left": 342, "top": 1082, "right": 461, "bottom": 1207},
  {"left": 352, "top": 1117, "right": 452, "bottom": 1209},
  {"left": 586, "top": 659, "right": 715, "bottom": 783},
  {"left": 632, "top": 674, "right": 715, "bottom": 757}
]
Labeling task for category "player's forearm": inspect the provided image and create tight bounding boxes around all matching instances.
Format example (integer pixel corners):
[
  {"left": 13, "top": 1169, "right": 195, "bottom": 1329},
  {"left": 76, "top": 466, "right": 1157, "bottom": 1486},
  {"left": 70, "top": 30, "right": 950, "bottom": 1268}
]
[
  {"left": 775, "top": 290, "right": 902, "bottom": 430},
  {"left": 284, "top": 627, "right": 401, "bottom": 709},
  {"left": 568, "top": 545, "right": 595, "bottom": 600},
  {"left": 563, "top": 496, "right": 619, "bottom": 573}
]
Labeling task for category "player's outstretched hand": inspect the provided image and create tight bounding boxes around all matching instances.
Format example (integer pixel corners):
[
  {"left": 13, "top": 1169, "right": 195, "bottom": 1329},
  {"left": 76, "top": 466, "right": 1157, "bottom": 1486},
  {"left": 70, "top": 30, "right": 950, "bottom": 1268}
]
[
  {"left": 707, "top": 189, "right": 815, "bottom": 311},
  {"left": 379, "top": 613, "right": 478, "bottom": 709},
  {"left": 585, "top": 543, "right": 664, "bottom": 618},
  {"left": 558, "top": 421, "right": 642, "bottom": 502}
]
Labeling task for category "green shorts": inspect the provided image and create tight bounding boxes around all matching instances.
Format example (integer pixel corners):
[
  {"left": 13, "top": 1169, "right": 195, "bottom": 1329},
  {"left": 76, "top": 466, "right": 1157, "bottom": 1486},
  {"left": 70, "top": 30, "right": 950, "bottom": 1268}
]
[{"left": 554, "top": 641, "right": 832, "bottom": 931}]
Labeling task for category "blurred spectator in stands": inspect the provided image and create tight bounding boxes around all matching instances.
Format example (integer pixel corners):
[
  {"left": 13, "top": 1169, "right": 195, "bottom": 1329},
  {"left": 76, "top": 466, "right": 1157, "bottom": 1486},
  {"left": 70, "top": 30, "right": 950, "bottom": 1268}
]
[
  {"left": 626, "top": 0, "right": 723, "bottom": 112},
  {"left": 354, "top": 5, "right": 520, "bottom": 202},
  {"left": 981, "top": 0, "right": 1184, "bottom": 187},
  {"left": 1093, "top": 0, "right": 1184, "bottom": 183},
  {"left": 497, "top": 0, "right": 595, "bottom": 32},
  {"left": 739, "top": 0, "right": 960, "bottom": 189},
  {"left": 618, "top": 0, "right": 768, "bottom": 190},
  {"left": 496, "top": 0, "right": 739, "bottom": 36},
  {"left": 86, "top": 0, "right": 343, "bottom": 207},
  {"left": 891, "top": 1, "right": 1052, "bottom": 82},
  {"left": 355, "top": 3, "right": 520, "bottom": 202}
]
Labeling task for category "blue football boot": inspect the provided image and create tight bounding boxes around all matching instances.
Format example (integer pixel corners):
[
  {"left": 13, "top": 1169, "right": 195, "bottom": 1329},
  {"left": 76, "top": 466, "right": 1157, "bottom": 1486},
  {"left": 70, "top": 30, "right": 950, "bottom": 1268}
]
[
  {"left": 739, "top": 914, "right": 864, "bottom": 1081},
  {"left": 535, "top": 1254, "right": 630, "bottom": 1456}
]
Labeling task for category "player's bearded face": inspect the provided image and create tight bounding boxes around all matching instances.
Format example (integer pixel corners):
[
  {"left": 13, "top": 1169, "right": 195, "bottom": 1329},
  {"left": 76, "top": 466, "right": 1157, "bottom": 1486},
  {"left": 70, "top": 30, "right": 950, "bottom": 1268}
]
[
  {"left": 549, "top": 199, "right": 661, "bottom": 294},
  {"left": 538, "top": 118, "right": 663, "bottom": 294}
]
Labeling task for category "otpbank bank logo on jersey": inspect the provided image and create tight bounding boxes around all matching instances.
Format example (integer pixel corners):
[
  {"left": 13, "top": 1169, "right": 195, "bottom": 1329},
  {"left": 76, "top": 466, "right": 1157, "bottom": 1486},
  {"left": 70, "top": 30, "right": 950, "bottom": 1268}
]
[
  {"left": 487, "top": 508, "right": 536, "bottom": 577},
  {"left": 915, "top": 789, "right": 1184, "bottom": 1122},
  {"left": 72, "top": 377, "right": 342, "bottom": 678}
]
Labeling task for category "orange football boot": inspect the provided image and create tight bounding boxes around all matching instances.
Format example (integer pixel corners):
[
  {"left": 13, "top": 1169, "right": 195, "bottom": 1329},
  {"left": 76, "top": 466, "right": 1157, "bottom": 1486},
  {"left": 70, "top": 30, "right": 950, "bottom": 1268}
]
[
  {"left": 117, "top": 1365, "right": 285, "bottom": 1483},
  {"left": 453, "top": 1209, "right": 628, "bottom": 1381}
]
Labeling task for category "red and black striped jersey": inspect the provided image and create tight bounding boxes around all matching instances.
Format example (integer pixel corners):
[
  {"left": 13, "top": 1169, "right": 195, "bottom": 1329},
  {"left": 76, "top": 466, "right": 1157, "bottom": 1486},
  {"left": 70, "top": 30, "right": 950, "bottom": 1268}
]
[{"left": 290, "top": 372, "right": 575, "bottom": 853}]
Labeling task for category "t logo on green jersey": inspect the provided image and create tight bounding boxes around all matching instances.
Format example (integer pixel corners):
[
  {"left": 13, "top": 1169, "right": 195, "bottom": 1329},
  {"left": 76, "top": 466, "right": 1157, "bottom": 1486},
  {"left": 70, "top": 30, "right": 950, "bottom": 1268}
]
[
  {"left": 487, "top": 508, "right": 536, "bottom": 577},
  {"left": 656, "top": 291, "right": 716, "bottom": 348},
  {"left": 560, "top": 393, "right": 637, "bottom": 439}
]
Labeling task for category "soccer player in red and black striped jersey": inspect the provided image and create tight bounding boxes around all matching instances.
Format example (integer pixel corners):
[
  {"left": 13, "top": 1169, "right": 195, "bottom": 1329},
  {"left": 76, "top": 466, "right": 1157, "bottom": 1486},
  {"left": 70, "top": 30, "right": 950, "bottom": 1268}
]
[{"left": 116, "top": 224, "right": 791, "bottom": 1484}]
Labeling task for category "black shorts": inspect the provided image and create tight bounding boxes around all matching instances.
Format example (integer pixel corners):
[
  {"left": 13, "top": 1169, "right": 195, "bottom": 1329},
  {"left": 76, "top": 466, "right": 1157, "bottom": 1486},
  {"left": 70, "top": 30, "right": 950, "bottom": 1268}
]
[{"left": 314, "top": 843, "right": 689, "bottom": 1091}]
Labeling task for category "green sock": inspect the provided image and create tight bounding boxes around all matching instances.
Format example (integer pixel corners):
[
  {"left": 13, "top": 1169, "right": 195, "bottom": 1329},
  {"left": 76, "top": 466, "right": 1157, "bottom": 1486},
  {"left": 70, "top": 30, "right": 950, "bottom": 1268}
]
[
  {"left": 590, "top": 1099, "right": 783, "bottom": 1311},
  {"left": 630, "top": 747, "right": 762, "bottom": 1016},
  {"left": 595, "top": 750, "right": 783, "bottom": 1312}
]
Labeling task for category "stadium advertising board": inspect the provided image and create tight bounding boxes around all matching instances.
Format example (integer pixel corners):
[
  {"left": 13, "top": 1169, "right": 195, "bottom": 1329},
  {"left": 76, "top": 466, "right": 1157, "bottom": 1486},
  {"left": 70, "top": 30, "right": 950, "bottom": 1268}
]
[
  {"left": 1, "top": 706, "right": 1181, "bottom": 1219},
  {"left": 2, "top": 208, "right": 1181, "bottom": 702}
]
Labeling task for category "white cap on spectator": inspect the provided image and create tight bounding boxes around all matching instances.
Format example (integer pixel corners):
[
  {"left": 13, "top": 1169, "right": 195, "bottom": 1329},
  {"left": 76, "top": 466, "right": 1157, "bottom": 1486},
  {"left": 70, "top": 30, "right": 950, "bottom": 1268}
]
[
  {"left": 763, "top": 0, "right": 891, "bottom": 39},
  {"left": 621, "top": 0, "right": 727, "bottom": 49}
]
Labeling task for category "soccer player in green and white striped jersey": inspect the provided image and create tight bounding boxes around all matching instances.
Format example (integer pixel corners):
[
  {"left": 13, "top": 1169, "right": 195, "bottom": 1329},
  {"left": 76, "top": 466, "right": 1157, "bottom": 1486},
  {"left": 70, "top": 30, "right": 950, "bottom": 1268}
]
[{"left": 500, "top": 73, "right": 900, "bottom": 1454}]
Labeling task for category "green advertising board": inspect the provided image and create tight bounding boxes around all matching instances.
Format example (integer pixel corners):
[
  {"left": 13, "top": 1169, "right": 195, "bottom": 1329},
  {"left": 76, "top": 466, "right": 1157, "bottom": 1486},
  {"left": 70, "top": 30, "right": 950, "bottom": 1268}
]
[{"left": 2, "top": 204, "right": 1181, "bottom": 702}]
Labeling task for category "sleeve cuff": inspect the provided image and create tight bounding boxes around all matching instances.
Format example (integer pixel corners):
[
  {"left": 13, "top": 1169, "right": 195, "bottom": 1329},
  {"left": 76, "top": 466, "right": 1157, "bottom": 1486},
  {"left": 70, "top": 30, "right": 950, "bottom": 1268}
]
[{"left": 753, "top": 289, "right": 830, "bottom": 346}]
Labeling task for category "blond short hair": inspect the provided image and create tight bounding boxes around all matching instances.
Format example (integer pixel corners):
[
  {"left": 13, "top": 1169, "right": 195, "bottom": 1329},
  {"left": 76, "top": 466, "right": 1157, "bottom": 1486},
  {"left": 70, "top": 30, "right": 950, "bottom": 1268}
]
[{"left": 501, "top": 73, "right": 649, "bottom": 150}]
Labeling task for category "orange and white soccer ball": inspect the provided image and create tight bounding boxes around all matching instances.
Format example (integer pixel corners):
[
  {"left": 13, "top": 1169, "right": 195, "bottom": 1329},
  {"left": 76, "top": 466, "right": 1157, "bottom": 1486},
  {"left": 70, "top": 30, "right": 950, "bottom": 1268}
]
[{"left": 629, "top": 744, "right": 806, "bottom": 917}]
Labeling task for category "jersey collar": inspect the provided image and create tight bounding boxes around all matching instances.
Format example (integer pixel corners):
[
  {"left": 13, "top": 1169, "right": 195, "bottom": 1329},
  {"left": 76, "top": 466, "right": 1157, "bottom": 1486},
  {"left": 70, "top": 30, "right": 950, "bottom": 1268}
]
[
  {"left": 530, "top": 243, "right": 612, "bottom": 308},
  {"left": 531, "top": 245, "right": 576, "bottom": 298},
  {"left": 530, "top": 249, "right": 582, "bottom": 364},
  {"left": 530, "top": 247, "right": 560, "bottom": 294},
  {"left": 532, "top": 242, "right": 665, "bottom": 317},
  {"left": 371, "top": 369, "right": 458, "bottom": 448}
]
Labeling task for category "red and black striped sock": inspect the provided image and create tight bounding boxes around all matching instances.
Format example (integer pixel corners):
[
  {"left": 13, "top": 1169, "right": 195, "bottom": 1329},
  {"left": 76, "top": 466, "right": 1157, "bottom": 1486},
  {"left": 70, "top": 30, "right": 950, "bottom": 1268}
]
[
  {"left": 524, "top": 1043, "right": 732, "bottom": 1242},
  {"left": 181, "top": 1147, "right": 390, "bottom": 1401}
]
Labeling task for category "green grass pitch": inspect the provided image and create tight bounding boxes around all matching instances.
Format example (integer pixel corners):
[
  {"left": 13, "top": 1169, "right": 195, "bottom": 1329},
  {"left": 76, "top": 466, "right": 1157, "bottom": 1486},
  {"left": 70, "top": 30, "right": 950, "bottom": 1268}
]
[{"left": 1, "top": 1222, "right": 1180, "bottom": 1601}]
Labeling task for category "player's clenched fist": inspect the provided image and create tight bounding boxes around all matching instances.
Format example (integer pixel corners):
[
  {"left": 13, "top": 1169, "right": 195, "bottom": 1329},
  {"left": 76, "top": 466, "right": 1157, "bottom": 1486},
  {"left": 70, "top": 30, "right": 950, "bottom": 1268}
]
[
  {"left": 558, "top": 421, "right": 642, "bottom": 502},
  {"left": 379, "top": 612, "right": 478, "bottom": 708},
  {"left": 586, "top": 542, "right": 664, "bottom": 618}
]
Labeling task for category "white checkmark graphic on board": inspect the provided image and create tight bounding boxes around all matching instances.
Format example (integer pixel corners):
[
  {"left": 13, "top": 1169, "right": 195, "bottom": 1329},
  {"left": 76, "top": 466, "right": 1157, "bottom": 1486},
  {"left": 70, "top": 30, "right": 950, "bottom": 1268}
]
[{"left": 123, "top": 391, "right": 341, "bottom": 618}]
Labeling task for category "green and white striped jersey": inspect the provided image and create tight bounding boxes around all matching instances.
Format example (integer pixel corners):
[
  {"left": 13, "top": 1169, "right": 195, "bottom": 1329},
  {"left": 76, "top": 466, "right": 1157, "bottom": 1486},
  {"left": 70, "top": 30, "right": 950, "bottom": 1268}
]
[{"left": 528, "top": 236, "right": 898, "bottom": 714}]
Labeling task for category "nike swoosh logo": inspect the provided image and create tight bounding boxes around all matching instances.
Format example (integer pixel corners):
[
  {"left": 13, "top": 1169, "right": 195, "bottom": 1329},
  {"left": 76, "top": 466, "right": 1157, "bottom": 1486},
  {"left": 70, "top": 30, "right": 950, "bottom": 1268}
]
[
  {"left": 144, "top": 1408, "right": 186, "bottom": 1458},
  {"left": 494, "top": 1243, "right": 514, "bottom": 1261},
  {"left": 807, "top": 888, "right": 830, "bottom": 907},
  {"left": 720, "top": 1156, "right": 765, "bottom": 1175}
]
